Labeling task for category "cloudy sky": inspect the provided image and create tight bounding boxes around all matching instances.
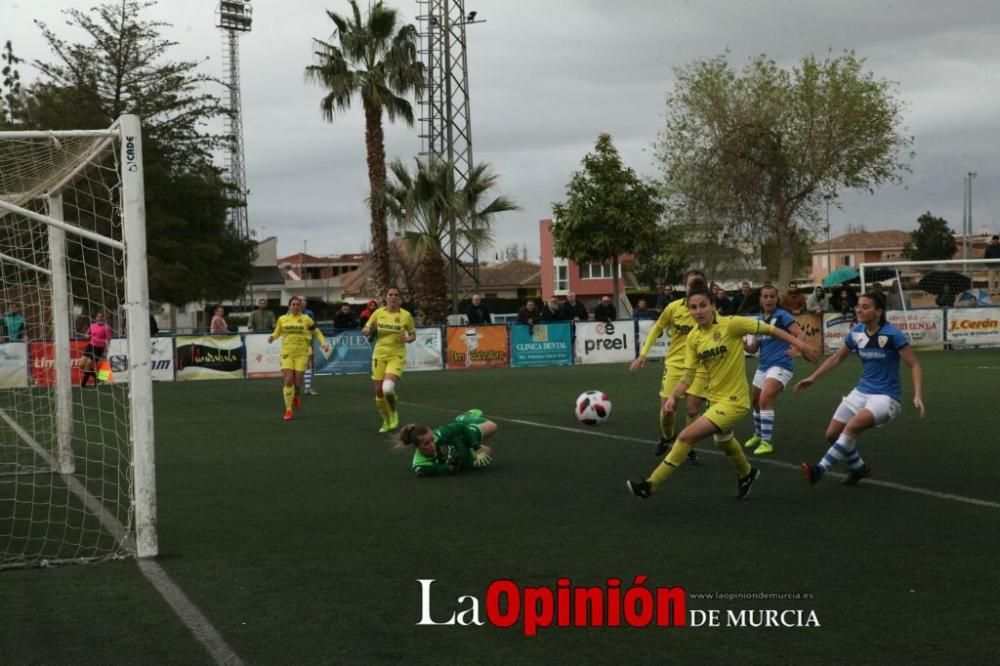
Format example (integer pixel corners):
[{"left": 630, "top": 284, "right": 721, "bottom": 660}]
[{"left": 4, "top": 0, "right": 999, "bottom": 261}]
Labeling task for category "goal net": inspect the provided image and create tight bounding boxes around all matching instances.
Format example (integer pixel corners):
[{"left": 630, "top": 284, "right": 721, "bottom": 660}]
[
  {"left": 859, "top": 258, "right": 1000, "bottom": 349},
  {"left": 0, "top": 115, "right": 157, "bottom": 568}
]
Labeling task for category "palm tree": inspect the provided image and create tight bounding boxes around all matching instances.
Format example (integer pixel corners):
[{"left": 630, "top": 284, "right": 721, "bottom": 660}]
[
  {"left": 383, "top": 156, "right": 518, "bottom": 323},
  {"left": 305, "top": 1, "right": 424, "bottom": 298}
]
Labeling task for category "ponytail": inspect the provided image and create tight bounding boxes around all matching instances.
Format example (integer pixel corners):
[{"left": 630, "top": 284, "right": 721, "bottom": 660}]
[{"left": 397, "top": 423, "right": 431, "bottom": 448}]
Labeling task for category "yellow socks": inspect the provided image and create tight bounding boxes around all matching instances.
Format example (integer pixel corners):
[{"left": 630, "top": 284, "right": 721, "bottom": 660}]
[
  {"left": 716, "top": 435, "right": 751, "bottom": 477},
  {"left": 658, "top": 409, "right": 675, "bottom": 441},
  {"left": 282, "top": 386, "right": 294, "bottom": 410},
  {"left": 648, "top": 440, "right": 692, "bottom": 489},
  {"left": 375, "top": 396, "right": 390, "bottom": 423}
]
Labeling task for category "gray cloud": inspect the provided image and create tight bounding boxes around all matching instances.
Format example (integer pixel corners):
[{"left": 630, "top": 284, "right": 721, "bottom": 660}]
[{"left": 6, "top": 0, "right": 999, "bottom": 261}]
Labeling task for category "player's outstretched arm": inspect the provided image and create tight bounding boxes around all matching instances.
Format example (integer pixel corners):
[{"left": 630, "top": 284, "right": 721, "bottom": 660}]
[
  {"left": 770, "top": 327, "right": 818, "bottom": 363},
  {"left": 899, "top": 346, "right": 925, "bottom": 417},
  {"left": 795, "top": 345, "right": 850, "bottom": 393}
]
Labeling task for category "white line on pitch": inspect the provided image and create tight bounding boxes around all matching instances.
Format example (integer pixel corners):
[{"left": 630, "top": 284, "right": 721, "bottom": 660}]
[
  {"left": 393, "top": 400, "right": 1000, "bottom": 510},
  {"left": 0, "top": 407, "right": 243, "bottom": 666}
]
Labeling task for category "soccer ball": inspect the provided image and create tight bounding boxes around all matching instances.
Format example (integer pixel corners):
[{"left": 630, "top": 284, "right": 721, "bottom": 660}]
[{"left": 575, "top": 390, "right": 612, "bottom": 426}]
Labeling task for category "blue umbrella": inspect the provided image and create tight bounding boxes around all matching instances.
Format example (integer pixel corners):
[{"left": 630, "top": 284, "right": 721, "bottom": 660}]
[{"left": 823, "top": 267, "right": 859, "bottom": 288}]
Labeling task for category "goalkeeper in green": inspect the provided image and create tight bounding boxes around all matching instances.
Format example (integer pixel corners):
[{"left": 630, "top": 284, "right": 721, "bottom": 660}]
[{"left": 397, "top": 409, "right": 497, "bottom": 476}]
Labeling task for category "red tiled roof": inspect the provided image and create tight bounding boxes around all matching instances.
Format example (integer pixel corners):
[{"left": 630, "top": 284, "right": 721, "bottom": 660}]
[{"left": 811, "top": 230, "right": 911, "bottom": 252}]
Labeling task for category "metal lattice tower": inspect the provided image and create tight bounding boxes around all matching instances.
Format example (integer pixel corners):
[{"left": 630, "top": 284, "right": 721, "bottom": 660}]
[
  {"left": 417, "top": 0, "right": 482, "bottom": 312},
  {"left": 217, "top": 0, "right": 252, "bottom": 242}
]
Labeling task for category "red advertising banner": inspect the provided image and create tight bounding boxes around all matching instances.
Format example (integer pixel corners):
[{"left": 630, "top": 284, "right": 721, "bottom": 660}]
[
  {"left": 445, "top": 325, "right": 509, "bottom": 369},
  {"left": 30, "top": 340, "right": 88, "bottom": 387}
]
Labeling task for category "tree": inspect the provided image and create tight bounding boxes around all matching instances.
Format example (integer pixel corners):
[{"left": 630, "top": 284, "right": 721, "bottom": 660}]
[
  {"left": 306, "top": 1, "right": 424, "bottom": 300},
  {"left": 631, "top": 223, "right": 690, "bottom": 289},
  {"left": 551, "top": 133, "right": 664, "bottom": 302},
  {"left": 760, "top": 231, "right": 815, "bottom": 280},
  {"left": 656, "top": 52, "right": 912, "bottom": 286},
  {"left": 25, "top": 1, "right": 255, "bottom": 305},
  {"left": 1, "top": 40, "right": 24, "bottom": 128},
  {"left": 903, "top": 212, "right": 957, "bottom": 261},
  {"left": 383, "top": 156, "right": 517, "bottom": 323}
]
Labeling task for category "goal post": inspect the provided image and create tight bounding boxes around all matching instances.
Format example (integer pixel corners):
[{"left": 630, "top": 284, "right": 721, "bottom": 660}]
[
  {"left": 0, "top": 114, "right": 157, "bottom": 567},
  {"left": 860, "top": 258, "right": 1000, "bottom": 349}
]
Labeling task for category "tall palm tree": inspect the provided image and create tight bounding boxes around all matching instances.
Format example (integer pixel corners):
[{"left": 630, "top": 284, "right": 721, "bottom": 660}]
[
  {"left": 305, "top": 1, "right": 423, "bottom": 298},
  {"left": 383, "top": 156, "right": 518, "bottom": 323}
]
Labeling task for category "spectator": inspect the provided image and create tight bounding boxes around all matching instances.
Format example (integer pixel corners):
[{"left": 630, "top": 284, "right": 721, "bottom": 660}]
[
  {"left": 833, "top": 287, "right": 857, "bottom": 316},
  {"left": 733, "top": 281, "right": 755, "bottom": 313},
  {"left": 541, "top": 296, "right": 564, "bottom": 322},
  {"left": 936, "top": 285, "right": 956, "bottom": 308},
  {"left": 632, "top": 298, "right": 656, "bottom": 320},
  {"left": 655, "top": 284, "right": 676, "bottom": 312},
  {"left": 79, "top": 311, "right": 112, "bottom": 387},
  {"left": 985, "top": 235, "right": 1000, "bottom": 260},
  {"left": 780, "top": 281, "right": 807, "bottom": 315},
  {"left": 517, "top": 299, "right": 539, "bottom": 326},
  {"left": 248, "top": 298, "right": 276, "bottom": 333},
  {"left": 561, "top": 291, "right": 588, "bottom": 322},
  {"left": 2, "top": 303, "right": 25, "bottom": 341},
  {"left": 466, "top": 293, "right": 492, "bottom": 325},
  {"left": 806, "top": 286, "right": 830, "bottom": 314},
  {"left": 333, "top": 303, "right": 358, "bottom": 329},
  {"left": 593, "top": 295, "right": 617, "bottom": 323},
  {"left": 209, "top": 306, "right": 228, "bottom": 334},
  {"left": 359, "top": 299, "right": 379, "bottom": 329},
  {"left": 713, "top": 284, "right": 735, "bottom": 315}
]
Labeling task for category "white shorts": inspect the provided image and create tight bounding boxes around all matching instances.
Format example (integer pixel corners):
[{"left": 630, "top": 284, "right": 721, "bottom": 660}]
[
  {"left": 752, "top": 366, "right": 794, "bottom": 390},
  {"left": 832, "top": 388, "right": 901, "bottom": 427}
]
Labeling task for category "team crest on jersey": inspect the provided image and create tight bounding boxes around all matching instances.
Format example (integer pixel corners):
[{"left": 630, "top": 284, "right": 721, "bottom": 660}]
[
  {"left": 395, "top": 317, "right": 401, "bottom": 323},
  {"left": 713, "top": 332, "right": 722, "bottom": 342},
  {"left": 878, "top": 335, "right": 888, "bottom": 348}
]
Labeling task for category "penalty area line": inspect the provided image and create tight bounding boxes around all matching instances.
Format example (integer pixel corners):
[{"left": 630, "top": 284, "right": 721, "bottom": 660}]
[
  {"left": 393, "top": 399, "right": 1000, "bottom": 510},
  {"left": 0, "top": 407, "right": 243, "bottom": 666}
]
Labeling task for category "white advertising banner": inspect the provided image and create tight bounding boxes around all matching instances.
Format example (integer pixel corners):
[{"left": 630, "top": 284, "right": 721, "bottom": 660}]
[
  {"left": 0, "top": 342, "right": 28, "bottom": 389},
  {"left": 887, "top": 309, "right": 945, "bottom": 348},
  {"left": 406, "top": 327, "right": 444, "bottom": 371},
  {"left": 245, "top": 333, "right": 283, "bottom": 378},
  {"left": 822, "top": 313, "right": 855, "bottom": 354},
  {"left": 945, "top": 307, "right": 1000, "bottom": 346},
  {"left": 636, "top": 320, "right": 668, "bottom": 360},
  {"left": 106, "top": 337, "right": 175, "bottom": 382},
  {"left": 574, "top": 320, "right": 636, "bottom": 365}
]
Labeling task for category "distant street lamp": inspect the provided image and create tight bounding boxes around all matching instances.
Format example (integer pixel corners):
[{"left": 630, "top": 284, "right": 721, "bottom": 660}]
[{"left": 824, "top": 195, "right": 833, "bottom": 280}]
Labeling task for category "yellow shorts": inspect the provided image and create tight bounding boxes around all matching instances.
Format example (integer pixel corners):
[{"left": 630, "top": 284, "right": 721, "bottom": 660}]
[
  {"left": 660, "top": 365, "right": 708, "bottom": 400},
  {"left": 702, "top": 399, "right": 750, "bottom": 433},
  {"left": 371, "top": 355, "right": 405, "bottom": 381},
  {"left": 281, "top": 353, "right": 309, "bottom": 372}
]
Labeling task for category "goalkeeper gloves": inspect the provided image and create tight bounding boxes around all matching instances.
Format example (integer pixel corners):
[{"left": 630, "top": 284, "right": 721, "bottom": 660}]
[{"left": 473, "top": 449, "right": 493, "bottom": 468}]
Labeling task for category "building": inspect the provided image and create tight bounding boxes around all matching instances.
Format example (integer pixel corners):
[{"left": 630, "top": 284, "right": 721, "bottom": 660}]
[{"left": 538, "top": 219, "right": 636, "bottom": 310}]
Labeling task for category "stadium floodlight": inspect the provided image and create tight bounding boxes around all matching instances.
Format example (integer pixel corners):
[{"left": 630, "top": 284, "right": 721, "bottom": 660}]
[{"left": 0, "top": 115, "right": 157, "bottom": 568}]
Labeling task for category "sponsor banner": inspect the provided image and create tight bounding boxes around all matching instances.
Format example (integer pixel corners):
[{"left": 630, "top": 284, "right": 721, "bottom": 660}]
[
  {"left": 445, "top": 325, "right": 509, "bottom": 369},
  {"left": 106, "top": 337, "right": 176, "bottom": 382},
  {"left": 30, "top": 340, "right": 88, "bottom": 387},
  {"left": 315, "top": 329, "right": 373, "bottom": 375},
  {"left": 822, "top": 313, "right": 855, "bottom": 354},
  {"left": 575, "top": 320, "right": 636, "bottom": 365},
  {"left": 510, "top": 323, "right": 573, "bottom": 367},
  {"left": 0, "top": 342, "right": 28, "bottom": 389},
  {"left": 175, "top": 335, "right": 244, "bottom": 381},
  {"left": 245, "top": 334, "right": 284, "bottom": 378},
  {"left": 887, "top": 309, "right": 945, "bottom": 349},
  {"left": 406, "top": 327, "right": 444, "bottom": 372},
  {"left": 945, "top": 307, "right": 1000, "bottom": 346},
  {"left": 636, "top": 320, "right": 668, "bottom": 360},
  {"left": 793, "top": 313, "right": 824, "bottom": 356}
]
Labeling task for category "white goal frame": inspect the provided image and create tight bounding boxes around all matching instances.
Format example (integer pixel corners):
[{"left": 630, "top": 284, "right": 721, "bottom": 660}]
[{"left": 0, "top": 115, "right": 157, "bottom": 560}]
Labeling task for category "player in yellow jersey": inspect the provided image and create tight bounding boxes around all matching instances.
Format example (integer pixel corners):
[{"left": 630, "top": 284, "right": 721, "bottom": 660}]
[
  {"left": 627, "top": 286, "right": 818, "bottom": 499},
  {"left": 268, "top": 296, "right": 330, "bottom": 421},
  {"left": 361, "top": 287, "right": 416, "bottom": 433},
  {"left": 630, "top": 270, "right": 711, "bottom": 462}
]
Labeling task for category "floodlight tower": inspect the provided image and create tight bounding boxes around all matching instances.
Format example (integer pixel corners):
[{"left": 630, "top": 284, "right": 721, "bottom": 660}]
[
  {"left": 217, "top": 0, "right": 252, "bottom": 242},
  {"left": 417, "top": 0, "right": 484, "bottom": 313}
]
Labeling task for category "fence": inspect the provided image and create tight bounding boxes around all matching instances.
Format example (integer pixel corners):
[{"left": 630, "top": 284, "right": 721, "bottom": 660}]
[{"left": 1, "top": 308, "right": 997, "bottom": 387}]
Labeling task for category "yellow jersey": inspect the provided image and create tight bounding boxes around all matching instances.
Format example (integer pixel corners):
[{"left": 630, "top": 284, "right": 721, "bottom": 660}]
[
  {"left": 271, "top": 313, "right": 327, "bottom": 356},
  {"left": 683, "top": 315, "right": 775, "bottom": 405},
  {"left": 640, "top": 298, "right": 698, "bottom": 369},
  {"left": 368, "top": 307, "right": 416, "bottom": 359}
]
